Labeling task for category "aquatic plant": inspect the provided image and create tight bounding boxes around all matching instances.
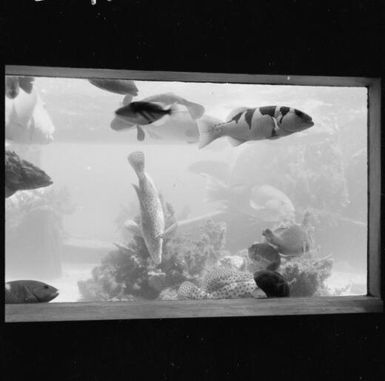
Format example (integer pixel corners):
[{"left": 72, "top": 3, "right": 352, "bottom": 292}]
[{"left": 78, "top": 203, "right": 230, "bottom": 301}]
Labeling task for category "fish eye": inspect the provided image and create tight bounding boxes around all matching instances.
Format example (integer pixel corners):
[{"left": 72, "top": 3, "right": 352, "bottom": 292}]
[{"left": 44, "top": 285, "right": 49, "bottom": 289}]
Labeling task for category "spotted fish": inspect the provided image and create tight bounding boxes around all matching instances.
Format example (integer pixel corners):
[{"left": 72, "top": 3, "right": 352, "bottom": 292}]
[
  {"left": 197, "top": 105, "right": 314, "bottom": 148},
  {"left": 128, "top": 151, "right": 166, "bottom": 265},
  {"left": 177, "top": 268, "right": 257, "bottom": 300}
]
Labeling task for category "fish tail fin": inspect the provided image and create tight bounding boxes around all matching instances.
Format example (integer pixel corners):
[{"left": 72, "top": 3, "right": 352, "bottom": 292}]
[
  {"left": 197, "top": 116, "right": 223, "bottom": 149},
  {"left": 128, "top": 151, "right": 145, "bottom": 179}
]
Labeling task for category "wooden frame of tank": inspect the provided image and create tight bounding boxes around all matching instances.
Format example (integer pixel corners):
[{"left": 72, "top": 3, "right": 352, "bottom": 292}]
[{"left": 4, "top": 66, "right": 383, "bottom": 322}]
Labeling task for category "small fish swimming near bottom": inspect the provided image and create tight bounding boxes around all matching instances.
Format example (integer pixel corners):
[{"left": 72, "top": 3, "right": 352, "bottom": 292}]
[
  {"left": 253, "top": 270, "right": 290, "bottom": 297},
  {"left": 5, "top": 280, "right": 59, "bottom": 304},
  {"left": 177, "top": 268, "right": 257, "bottom": 300}
]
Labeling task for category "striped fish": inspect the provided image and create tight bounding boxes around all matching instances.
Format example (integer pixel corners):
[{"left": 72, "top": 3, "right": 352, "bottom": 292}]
[{"left": 197, "top": 105, "right": 314, "bottom": 148}]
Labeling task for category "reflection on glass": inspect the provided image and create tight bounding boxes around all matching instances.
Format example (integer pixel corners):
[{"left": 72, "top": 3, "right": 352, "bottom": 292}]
[{"left": 5, "top": 75, "right": 368, "bottom": 304}]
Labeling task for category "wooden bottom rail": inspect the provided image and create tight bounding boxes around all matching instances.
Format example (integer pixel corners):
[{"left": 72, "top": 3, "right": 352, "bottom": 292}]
[{"left": 5, "top": 296, "right": 383, "bottom": 322}]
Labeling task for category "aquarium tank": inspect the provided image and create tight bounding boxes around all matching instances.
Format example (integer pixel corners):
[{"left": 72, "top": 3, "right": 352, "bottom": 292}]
[{"left": 5, "top": 74, "right": 368, "bottom": 303}]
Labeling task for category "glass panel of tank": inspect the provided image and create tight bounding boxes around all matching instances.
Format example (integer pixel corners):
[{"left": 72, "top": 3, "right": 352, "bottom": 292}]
[{"left": 5, "top": 75, "right": 368, "bottom": 304}]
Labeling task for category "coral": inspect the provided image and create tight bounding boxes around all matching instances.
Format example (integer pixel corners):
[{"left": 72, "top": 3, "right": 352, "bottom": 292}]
[
  {"left": 279, "top": 252, "right": 333, "bottom": 297},
  {"left": 78, "top": 203, "right": 230, "bottom": 301}
]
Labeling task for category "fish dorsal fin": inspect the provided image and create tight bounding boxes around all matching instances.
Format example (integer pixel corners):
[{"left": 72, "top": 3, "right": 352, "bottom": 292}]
[
  {"left": 136, "top": 125, "right": 146, "bottom": 141},
  {"left": 227, "top": 137, "right": 244, "bottom": 146}
]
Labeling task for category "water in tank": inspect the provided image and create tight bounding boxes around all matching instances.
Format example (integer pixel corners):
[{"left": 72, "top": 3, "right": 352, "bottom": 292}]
[{"left": 5, "top": 74, "right": 368, "bottom": 303}]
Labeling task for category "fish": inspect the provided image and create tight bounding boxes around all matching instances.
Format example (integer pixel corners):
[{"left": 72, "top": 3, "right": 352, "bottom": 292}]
[
  {"left": 177, "top": 268, "right": 257, "bottom": 300},
  {"left": 6, "top": 91, "right": 55, "bottom": 144},
  {"left": 262, "top": 213, "right": 312, "bottom": 256},
  {"left": 111, "top": 115, "right": 200, "bottom": 143},
  {"left": 5, "top": 280, "right": 59, "bottom": 303},
  {"left": 202, "top": 175, "right": 295, "bottom": 222},
  {"left": 115, "top": 101, "right": 176, "bottom": 127},
  {"left": 248, "top": 242, "right": 281, "bottom": 272},
  {"left": 197, "top": 106, "right": 314, "bottom": 148},
  {"left": 6, "top": 76, "right": 35, "bottom": 99},
  {"left": 253, "top": 270, "right": 290, "bottom": 297},
  {"left": 88, "top": 78, "right": 138, "bottom": 96},
  {"left": 5, "top": 150, "right": 53, "bottom": 198},
  {"left": 5, "top": 85, "right": 37, "bottom": 129},
  {"left": 248, "top": 185, "right": 295, "bottom": 222},
  {"left": 177, "top": 281, "right": 209, "bottom": 300},
  {"left": 141, "top": 93, "right": 205, "bottom": 120},
  {"left": 124, "top": 196, "right": 177, "bottom": 239},
  {"left": 112, "top": 100, "right": 200, "bottom": 143},
  {"left": 128, "top": 151, "right": 169, "bottom": 265}
]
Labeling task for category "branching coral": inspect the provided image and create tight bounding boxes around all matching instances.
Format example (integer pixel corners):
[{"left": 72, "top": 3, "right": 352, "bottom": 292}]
[
  {"left": 78, "top": 203, "right": 230, "bottom": 301},
  {"left": 279, "top": 252, "right": 333, "bottom": 297}
]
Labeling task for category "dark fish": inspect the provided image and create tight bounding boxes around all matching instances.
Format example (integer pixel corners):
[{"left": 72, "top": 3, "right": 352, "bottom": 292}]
[
  {"left": 198, "top": 106, "right": 314, "bottom": 148},
  {"left": 262, "top": 214, "right": 312, "bottom": 256},
  {"left": 6, "top": 76, "right": 35, "bottom": 99},
  {"left": 141, "top": 93, "right": 205, "bottom": 120},
  {"left": 5, "top": 150, "right": 53, "bottom": 198},
  {"left": 254, "top": 270, "right": 290, "bottom": 297},
  {"left": 88, "top": 79, "right": 138, "bottom": 96},
  {"left": 115, "top": 101, "right": 174, "bottom": 126},
  {"left": 5, "top": 280, "right": 59, "bottom": 303},
  {"left": 248, "top": 242, "right": 281, "bottom": 271}
]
